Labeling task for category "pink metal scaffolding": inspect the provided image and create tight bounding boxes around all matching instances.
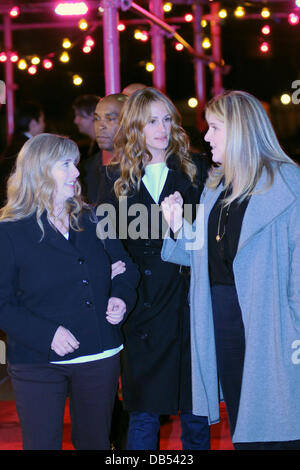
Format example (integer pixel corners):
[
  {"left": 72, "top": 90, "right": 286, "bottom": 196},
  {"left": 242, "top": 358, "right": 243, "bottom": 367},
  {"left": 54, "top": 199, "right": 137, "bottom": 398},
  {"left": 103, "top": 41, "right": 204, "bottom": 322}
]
[{"left": 0, "top": 0, "right": 226, "bottom": 141}]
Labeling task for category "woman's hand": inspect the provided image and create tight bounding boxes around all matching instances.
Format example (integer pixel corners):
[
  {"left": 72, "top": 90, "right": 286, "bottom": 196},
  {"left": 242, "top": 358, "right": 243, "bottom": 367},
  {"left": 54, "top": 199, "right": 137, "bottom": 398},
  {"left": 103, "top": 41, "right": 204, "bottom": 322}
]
[
  {"left": 161, "top": 191, "right": 184, "bottom": 234},
  {"left": 51, "top": 326, "right": 80, "bottom": 357},
  {"left": 106, "top": 297, "right": 126, "bottom": 325},
  {"left": 111, "top": 260, "right": 126, "bottom": 279}
]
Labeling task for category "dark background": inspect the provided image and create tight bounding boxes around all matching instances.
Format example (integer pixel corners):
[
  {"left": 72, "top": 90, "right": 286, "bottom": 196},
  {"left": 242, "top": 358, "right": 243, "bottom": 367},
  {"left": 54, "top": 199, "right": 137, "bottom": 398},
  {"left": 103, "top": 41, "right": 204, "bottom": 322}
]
[{"left": 0, "top": 0, "right": 299, "bottom": 158}]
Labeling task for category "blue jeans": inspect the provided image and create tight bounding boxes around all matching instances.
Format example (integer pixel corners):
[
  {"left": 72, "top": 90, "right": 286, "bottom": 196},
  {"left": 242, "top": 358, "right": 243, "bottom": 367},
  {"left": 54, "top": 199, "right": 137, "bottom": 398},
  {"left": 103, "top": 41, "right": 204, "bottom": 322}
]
[{"left": 126, "top": 411, "right": 210, "bottom": 450}]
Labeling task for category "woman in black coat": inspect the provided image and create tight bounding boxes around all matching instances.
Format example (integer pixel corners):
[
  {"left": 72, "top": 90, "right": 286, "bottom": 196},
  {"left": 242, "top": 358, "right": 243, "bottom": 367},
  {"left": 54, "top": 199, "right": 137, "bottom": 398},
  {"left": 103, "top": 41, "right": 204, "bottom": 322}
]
[
  {"left": 0, "top": 133, "right": 139, "bottom": 450},
  {"left": 97, "top": 88, "right": 210, "bottom": 450}
]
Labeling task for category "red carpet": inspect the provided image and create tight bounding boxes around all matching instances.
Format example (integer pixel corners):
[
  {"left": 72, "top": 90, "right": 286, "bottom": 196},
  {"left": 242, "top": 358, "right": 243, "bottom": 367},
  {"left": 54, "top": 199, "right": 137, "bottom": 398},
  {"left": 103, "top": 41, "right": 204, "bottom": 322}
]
[{"left": 0, "top": 400, "right": 234, "bottom": 450}]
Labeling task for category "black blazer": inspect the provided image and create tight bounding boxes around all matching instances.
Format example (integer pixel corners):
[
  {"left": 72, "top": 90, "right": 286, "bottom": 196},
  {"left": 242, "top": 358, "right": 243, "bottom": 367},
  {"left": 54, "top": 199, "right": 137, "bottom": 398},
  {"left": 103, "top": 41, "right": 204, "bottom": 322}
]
[
  {"left": 80, "top": 150, "right": 103, "bottom": 205},
  {"left": 0, "top": 209, "right": 139, "bottom": 364}
]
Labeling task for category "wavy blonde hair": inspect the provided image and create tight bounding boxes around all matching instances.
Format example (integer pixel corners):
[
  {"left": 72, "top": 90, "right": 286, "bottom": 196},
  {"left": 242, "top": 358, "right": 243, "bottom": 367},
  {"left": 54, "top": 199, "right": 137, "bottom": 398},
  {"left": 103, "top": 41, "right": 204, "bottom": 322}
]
[
  {"left": 0, "top": 133, "right": 89, "bottom": 237},
  {"left": 112, "top": 87, "right": 197, "bottom": 198},
  {"left": 205, "top": 90, "right": 296, "bottom": 205}
]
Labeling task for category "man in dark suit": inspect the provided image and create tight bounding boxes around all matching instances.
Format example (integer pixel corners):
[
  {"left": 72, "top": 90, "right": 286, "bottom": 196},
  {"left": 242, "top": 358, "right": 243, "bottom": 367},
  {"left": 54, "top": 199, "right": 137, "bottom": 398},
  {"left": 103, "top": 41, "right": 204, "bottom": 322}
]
[
  {"left": 92, "top": 93, "right": 129, "bottom": 448},
  {"left": 72, "top": 95, "right": 102, "bottom": 203},
  {"left": 82, "top": 93, "right": 128, "bottom": 205},
  {"left": 72, "top": 94, "right": 100, "bottom": 160}
]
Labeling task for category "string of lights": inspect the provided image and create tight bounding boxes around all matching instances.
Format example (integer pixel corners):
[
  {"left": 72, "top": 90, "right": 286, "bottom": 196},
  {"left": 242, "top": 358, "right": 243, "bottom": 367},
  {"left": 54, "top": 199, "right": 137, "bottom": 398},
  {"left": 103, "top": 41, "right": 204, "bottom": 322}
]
[
  {"left": 0, "top": 0, "right": 299, "bottom": 142},
  {"left": 0, "top": 1, "right": 299, "bottom": 85}
]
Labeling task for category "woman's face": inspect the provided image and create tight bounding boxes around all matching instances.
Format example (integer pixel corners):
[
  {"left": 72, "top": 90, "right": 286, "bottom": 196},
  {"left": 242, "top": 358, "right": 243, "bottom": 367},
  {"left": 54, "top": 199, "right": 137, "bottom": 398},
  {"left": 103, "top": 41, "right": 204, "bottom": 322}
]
[
  {"left": 143, "top": 101, "right": 172, "bottom": 161},
  {"left": 51, "top": 158, "right": 79, "bottom": 207},
  {"left": 204, "top": 113, "right": 226, "bottom": 165}
]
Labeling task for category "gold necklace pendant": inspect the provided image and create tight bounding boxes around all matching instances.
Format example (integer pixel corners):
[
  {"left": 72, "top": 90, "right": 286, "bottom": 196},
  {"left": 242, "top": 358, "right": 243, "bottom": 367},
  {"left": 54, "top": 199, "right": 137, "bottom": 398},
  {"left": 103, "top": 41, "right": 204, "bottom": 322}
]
[
  {"left": 216, "top": 203, "right": 230, "bottom": 243},
  {"left": 215, "top": 186, "right": 232, "bottom": 243}
]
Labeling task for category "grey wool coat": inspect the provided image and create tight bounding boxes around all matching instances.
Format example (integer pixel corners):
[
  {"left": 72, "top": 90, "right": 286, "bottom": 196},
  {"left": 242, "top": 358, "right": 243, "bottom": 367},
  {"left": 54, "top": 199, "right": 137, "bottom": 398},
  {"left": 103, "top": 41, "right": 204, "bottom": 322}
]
[{"left": 162, "top": 162, "right": 300, "bottom": 443}]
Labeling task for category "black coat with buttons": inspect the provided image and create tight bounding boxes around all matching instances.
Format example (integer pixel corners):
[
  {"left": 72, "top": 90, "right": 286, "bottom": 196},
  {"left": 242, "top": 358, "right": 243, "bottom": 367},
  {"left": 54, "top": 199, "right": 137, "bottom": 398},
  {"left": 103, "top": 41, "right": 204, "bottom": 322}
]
[
  {"left": 0, "top": 209, "right": 139, "bottom": 364},
  {"left": 97, "top": 154, "right": 209, "bottom": 414}
]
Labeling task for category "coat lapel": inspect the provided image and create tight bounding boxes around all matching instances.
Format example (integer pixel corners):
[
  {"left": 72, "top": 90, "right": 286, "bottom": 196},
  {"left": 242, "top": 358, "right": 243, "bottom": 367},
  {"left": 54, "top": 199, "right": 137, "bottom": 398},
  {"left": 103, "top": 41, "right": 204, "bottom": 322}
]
[
  {"left": 201, "top": 183, "right": 224, "bottom": 225},
  {"left": 40, "top": 213, "right": 80, "bottom": 256},
  {"left": 138, "top": 168, "right": 194, "bottom": 206},
  {"left": 201, "top": 169, "right": 296, "bottom": 254},
  {"left": 69, "top": 213, "right": 97, "bottom": 257},
  {"left": 158, "top": 168, "right": 195, "bottom": 204},
  {"left": 237, "top": 167, "right": 296, "bottom": 252},
  {"left": 27, "top": 211, "right": 95, "bottom": 257}
]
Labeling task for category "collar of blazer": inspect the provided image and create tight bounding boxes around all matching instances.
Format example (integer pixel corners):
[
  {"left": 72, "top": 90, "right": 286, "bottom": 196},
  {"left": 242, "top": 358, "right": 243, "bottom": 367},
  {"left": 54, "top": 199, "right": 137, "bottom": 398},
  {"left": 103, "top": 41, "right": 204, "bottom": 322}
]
[
  {"left": 104, "top": 154, "right": 198, "bottom": 203},
  {"left": 23, "top": 209, "right": 97, "bottom": 257}
]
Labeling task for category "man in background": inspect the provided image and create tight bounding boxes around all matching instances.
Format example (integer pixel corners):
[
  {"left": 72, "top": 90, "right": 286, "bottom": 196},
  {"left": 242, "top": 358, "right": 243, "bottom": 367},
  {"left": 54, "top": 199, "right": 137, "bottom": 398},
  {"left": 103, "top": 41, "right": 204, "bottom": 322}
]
[
  {"left": 92, "top": 93, "right": 129, "bottom": 449},
  {"left": 72, "top": 94, "right": 100, "bottom": 160},
  {"left": 122, "top": 83, "right": 147, "bottom": 96},
  {"left": 0, "top": 101, "right": 45, "bottom": 205},
  {"left": 93, "top": 93, "right": 128, "bottom": 165},
  {"left": 83, "top": 93, "right": 128, "bottom": 205},
  {"left": 72, "top": 94, "right": 101, "bottom": 203}
]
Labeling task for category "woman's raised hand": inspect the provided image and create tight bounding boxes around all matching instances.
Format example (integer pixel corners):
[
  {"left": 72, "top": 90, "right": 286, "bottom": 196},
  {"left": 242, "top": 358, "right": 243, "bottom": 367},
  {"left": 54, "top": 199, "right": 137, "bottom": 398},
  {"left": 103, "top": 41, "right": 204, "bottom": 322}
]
[{"left": 161, "top": 191, "right": 184, "bottom": 234}]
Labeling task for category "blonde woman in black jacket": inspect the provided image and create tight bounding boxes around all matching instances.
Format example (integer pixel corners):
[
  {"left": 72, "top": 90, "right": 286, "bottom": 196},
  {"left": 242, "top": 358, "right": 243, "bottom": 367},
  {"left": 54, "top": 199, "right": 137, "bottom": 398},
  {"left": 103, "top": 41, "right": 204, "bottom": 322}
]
[{"left": 0, "top": 133, "right": 139, "bottom": 450}]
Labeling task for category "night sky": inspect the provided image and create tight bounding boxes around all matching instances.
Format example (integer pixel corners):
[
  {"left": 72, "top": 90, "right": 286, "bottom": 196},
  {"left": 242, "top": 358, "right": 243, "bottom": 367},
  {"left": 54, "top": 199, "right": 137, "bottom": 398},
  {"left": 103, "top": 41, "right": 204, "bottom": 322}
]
[{"left": 0, "top": 0, "right": 299, "bottom": 153}]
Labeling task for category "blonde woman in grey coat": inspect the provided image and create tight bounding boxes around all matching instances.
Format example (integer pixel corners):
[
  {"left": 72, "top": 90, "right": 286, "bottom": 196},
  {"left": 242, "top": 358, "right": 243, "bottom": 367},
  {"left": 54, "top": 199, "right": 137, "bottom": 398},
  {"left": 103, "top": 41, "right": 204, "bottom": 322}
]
[{"left": 161, "top": 90, "right": 300, "bottom": 450}]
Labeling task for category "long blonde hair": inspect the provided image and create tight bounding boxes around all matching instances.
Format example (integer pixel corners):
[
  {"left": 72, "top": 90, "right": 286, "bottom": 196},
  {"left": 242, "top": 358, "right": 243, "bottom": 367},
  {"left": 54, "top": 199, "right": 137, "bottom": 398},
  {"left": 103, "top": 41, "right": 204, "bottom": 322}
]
[
  {"left": 112, "top": 87, "right": 197, "bottom": 198},
  {"left": 0, "top": 133, "right": 89, "bottom": 236},
  {"left": 205, "top": 90, "right": 296, "bottom": 205}
]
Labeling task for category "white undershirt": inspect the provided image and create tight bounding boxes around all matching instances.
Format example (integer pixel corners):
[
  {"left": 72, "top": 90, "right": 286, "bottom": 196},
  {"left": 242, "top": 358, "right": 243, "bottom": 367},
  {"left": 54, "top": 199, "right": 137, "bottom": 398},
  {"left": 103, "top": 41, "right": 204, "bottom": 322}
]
[
  {"left": 50, "top": 345, "right": 123, "bottom": 365},
  {"left": 50, "top": 231, "right": 123, "bottom": 365},
  {"left": 142, "top": 162, "right": 169, "bottom": 203}
]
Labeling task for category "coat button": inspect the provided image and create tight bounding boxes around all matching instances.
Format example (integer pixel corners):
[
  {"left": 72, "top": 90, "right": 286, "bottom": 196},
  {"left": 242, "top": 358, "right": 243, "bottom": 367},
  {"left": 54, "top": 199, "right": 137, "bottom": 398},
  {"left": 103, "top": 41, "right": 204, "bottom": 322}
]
[
  {"left": 85, "top": 300, "right": 93, "bottom": 307},
  {"left": 143, "top": 302, "right": 151, "bottom": 308},
  {"left": 82, "top": 279, "right": 89, "bottom": 285},
  {"left": 78, "top": 258, "right": 85, "bottom": 264},
  {"left": 144, "top": 269, "right": 152, "bottom": 276}
]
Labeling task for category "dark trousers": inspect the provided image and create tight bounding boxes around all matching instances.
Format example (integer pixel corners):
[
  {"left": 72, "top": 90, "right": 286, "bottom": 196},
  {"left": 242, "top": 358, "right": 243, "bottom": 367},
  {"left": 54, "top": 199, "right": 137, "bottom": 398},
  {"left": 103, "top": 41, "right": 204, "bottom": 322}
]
[
  {"left": 211, "top": 284, "right": 245, "bottom": 438},
  {"left": 211, "top": 284, "right": 300, "bottom": 451},
  {"left": 8, "top": 354, "right": 120, "bottom": 450},
  {"left": 126, "top": 411, "right": 210, "bottom": 450}
]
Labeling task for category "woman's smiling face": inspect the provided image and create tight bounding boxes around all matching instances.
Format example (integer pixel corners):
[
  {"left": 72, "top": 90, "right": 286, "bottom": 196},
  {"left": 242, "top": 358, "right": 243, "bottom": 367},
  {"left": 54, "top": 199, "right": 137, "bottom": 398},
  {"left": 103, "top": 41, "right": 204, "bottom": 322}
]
[{"left": 51, "top": 158, "right": 79, "bottom": 207}]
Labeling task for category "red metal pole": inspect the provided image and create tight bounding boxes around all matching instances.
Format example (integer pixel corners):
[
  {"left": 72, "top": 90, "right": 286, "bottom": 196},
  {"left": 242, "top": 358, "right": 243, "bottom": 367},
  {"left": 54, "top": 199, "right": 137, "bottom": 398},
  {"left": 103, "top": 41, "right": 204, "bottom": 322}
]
[
  {"left": 210, "top": 2, "right": 223, "bottom": 97},
  {"left": 193, "top": 3, "right": 207, "bottom": 132},
  {"left": 130, "top": 1, "right": 224, "bottom": 68},
  {"left": 102, "top": 0, "right": 121, "bottom": 95},
  {"left": 3, "top": 14, "right": 15, "bottom": 142},
  {"left": 149, "top": 0, "right": 166, "bottom": 93}
]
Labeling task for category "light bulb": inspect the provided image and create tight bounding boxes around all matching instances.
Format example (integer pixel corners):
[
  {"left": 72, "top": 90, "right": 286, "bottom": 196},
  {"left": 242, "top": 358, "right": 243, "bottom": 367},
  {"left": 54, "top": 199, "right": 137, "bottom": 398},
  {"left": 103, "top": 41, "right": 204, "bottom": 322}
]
[
  {"left": 188, "top": 98, "right": 198, "bottom": 108},
  {"left": 73, "top": 74, "right": 83, "bottom": 85}
]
